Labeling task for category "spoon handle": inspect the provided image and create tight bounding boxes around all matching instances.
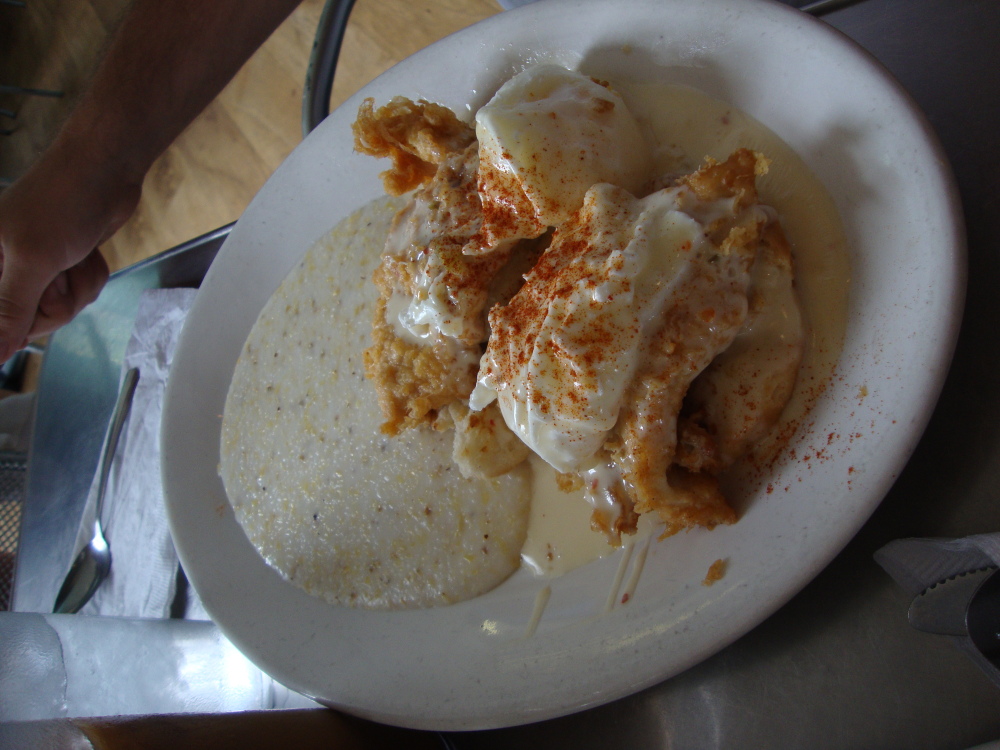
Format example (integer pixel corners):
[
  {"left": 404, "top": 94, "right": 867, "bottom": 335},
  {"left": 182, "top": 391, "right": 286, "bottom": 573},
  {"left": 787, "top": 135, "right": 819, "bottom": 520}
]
[
  {"left": 93, "top": 367, "right": 141, "bottom": 523},
  {"left": 52, "top": 367, "right": 141, "bottom": 614}
]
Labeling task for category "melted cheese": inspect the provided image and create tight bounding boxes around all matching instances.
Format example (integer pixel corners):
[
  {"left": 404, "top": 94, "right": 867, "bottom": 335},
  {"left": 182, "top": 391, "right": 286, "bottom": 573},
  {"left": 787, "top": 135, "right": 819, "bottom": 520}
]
[
  {"left": 472, "top": 65, "right": 651, "bottom": 250},
  {"left": 470, "top": 182, "right": 756, "bottom": 473}
]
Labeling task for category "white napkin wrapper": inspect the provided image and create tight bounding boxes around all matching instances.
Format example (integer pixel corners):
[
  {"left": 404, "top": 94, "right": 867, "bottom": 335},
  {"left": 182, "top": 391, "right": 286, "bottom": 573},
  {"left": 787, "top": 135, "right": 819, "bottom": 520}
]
[
  {"left": 69, "top": 288, "right": 208, "bottom": 620},
  {"left": 875, "top": 534, "right": 1000, "bottom": 688}
]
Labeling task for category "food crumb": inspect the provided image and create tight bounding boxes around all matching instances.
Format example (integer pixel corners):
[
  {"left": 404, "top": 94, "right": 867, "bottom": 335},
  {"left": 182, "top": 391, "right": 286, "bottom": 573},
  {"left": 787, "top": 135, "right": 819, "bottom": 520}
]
[{"left": 702, "top": 558, "right": 727, "bottom": 586}]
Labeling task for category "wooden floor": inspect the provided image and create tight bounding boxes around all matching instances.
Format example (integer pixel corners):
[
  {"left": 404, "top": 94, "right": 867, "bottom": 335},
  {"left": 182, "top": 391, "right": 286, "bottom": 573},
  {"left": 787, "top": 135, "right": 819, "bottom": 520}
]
[{"left": 0, "top": 0, "right": 500, "bottom": 272}]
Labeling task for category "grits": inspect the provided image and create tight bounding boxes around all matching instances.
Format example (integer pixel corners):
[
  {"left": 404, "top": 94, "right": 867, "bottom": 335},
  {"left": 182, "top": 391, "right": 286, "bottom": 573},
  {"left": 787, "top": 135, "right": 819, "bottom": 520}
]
[{"left": 219, "top": 196, "right": 531, "bottom": 610}]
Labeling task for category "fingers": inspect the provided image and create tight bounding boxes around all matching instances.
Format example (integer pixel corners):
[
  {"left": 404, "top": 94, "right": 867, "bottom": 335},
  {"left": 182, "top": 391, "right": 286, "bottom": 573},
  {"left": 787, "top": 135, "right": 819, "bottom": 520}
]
[
  {"left": 30, "top": 249, "right": 110, "bottom": 340},
  {"left": 0, "top": 253, "right": 50, "bottom": 363},
  {"left": 0, "top": 135, "right": 143, "bottom": 362}
]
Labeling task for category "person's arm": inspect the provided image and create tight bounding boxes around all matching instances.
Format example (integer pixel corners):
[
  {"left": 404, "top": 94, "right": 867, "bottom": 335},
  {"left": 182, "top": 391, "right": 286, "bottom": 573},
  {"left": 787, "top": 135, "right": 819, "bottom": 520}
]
[{"left": 0, "top": 0, "right": 303, "bottom": 362}]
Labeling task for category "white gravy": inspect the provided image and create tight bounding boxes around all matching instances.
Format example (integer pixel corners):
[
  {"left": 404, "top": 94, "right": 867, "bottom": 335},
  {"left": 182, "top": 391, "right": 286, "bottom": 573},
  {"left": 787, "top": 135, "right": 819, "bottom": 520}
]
[{"left": 519, "top": 82, "right": 850, "bottom": 578}]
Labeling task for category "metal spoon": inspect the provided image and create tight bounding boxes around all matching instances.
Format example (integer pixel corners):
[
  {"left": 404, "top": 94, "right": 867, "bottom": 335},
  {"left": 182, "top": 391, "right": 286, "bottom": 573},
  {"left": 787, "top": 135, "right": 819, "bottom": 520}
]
[{"left": 53, "top": 366, "right": 140, "bottom": 614}]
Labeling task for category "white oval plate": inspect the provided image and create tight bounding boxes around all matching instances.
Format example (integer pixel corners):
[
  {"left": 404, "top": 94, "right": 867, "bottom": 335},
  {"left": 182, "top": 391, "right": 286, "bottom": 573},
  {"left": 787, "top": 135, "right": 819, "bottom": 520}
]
[{"left": 162, "top": 0, "right": 965, "bottom": 731}]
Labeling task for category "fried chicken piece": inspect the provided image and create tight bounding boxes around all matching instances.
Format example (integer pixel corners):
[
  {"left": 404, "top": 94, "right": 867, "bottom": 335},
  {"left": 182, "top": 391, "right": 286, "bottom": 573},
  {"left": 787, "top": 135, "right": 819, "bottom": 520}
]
[
  {"left": 353, "top": 97, "right": 477, "bottom": 195},
  {"left": 363, "top": 143, "right": 500, "bottom": 434},
  {"left": 682, "top": 219, "right": 805, "bottom": 468},
  {"left": 607, "top": 149, "right": 771, "bottom": 535},
  {"left": 359, "top": 99, "right": 528, "bottom": 435}
]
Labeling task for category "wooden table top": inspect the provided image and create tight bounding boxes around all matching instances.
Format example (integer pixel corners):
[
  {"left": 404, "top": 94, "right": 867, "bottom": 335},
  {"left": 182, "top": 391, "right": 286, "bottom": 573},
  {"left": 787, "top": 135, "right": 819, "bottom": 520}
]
[{"left": 0, "top": 0, "right": 500, "bottom": 273}]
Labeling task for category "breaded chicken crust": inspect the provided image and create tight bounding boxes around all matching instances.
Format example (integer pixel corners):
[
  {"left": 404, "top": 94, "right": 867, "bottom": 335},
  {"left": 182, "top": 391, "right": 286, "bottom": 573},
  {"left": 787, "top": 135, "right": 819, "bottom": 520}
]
[{"left": 353, "top": 97, "right": 477, "bottom": 195}]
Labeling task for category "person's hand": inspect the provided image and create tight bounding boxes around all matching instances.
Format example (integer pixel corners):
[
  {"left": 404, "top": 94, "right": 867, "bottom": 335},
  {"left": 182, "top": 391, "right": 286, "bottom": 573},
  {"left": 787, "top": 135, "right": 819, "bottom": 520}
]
[{"left": 0, "top": 140, "right": 141, "bottom": 362}]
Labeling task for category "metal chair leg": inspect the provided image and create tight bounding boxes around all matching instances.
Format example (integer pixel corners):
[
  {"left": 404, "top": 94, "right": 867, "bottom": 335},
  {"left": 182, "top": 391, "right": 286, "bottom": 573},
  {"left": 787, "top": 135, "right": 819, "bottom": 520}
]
[{"left": 302, "top": 0, "right": 357, "bottom": 137}]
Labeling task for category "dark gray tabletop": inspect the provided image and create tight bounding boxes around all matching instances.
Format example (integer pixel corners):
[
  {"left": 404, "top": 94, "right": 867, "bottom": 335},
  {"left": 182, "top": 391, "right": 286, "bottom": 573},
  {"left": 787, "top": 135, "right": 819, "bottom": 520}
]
[{"left": 13, "top": 0, "right": 1000, "bottom": 746}]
